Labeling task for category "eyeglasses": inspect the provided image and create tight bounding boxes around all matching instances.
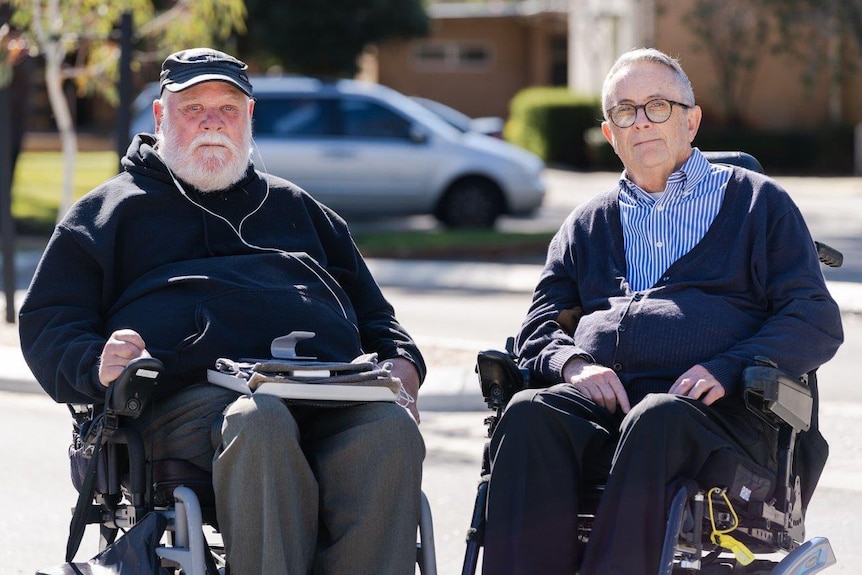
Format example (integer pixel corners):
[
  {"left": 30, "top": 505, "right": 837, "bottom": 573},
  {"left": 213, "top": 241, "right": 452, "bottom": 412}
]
[{"left": 606, "top": 98, "right": 692, "bottom": 128}]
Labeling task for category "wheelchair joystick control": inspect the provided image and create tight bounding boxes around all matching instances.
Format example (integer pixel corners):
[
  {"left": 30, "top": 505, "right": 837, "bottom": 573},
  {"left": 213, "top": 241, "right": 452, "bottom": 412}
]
[
  {"left": 476, "top": 350, "right": 528, "bottom": 410},
  {"left": 105, "top": 356, "right": 164, "bottom": 419}
]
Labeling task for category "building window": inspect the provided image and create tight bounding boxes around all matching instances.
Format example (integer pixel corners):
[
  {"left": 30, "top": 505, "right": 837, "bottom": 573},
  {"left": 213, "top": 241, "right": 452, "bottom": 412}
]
[{"left": 413, "top": 41, "right": 493, "bottom": 71}]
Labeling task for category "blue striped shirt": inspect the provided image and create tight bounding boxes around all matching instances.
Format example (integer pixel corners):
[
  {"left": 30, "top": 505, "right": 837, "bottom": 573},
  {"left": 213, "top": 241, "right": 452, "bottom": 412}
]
[{"left": 619, "top": 148, "right": 732, "bottom": 291}]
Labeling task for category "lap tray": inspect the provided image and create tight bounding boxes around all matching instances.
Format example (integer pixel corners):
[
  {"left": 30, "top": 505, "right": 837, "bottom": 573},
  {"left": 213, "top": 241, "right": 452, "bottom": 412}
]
[{"left": 206, "top": 354, "right": 400, "bottom": 402}]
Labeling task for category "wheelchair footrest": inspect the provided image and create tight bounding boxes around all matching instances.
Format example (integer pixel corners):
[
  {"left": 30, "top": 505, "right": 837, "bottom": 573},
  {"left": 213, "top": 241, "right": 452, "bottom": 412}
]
[{"left": 771, "top": 537, "right": 836, "bottom": 575}]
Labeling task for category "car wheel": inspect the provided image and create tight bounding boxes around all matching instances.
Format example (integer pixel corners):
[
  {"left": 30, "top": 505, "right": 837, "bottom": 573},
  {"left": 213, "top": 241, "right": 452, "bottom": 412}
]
[{"left": 436, "top": 178, "right": 503, "bottom": 228}]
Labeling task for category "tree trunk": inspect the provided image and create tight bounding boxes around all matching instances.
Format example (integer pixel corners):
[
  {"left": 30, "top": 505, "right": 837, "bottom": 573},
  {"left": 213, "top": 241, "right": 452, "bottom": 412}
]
[{"left": 42, "top": 42, "right": 77, "bottom": 223}]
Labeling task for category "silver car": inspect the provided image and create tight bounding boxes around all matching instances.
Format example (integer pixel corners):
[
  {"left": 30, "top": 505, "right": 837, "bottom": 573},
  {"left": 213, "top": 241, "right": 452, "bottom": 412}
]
[{"left": 131, "top": 76, "right": 545, "bottom": 228}]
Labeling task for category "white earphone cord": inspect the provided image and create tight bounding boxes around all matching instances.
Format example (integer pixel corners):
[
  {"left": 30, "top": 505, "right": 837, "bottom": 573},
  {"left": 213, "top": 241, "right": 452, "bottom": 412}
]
[{"left": 160, "top": 138, "right": 353, "bottom": 323}]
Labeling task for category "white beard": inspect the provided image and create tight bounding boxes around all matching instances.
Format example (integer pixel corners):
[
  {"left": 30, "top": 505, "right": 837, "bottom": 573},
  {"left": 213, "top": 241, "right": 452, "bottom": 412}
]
[{"left": 156, "top": 113, "right": 253, "bottom": 193}]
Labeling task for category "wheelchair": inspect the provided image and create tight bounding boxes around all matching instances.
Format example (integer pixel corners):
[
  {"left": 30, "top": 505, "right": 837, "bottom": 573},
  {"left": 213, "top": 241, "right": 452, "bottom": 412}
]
[
  {"left": 55, "top": 357, "right": 437, "bottom": 575},
  {"left": 462, "top": 343, "right": 837, "bottom": 575},
  {"left": 460, "top": 152, "right": 842, "bottom": 575}
]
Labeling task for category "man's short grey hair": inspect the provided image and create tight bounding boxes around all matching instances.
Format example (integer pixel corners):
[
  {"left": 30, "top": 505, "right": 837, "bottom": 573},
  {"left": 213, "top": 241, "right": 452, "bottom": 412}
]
[{"left": 601, "top": 48, "right": 696, "bottom": 120}]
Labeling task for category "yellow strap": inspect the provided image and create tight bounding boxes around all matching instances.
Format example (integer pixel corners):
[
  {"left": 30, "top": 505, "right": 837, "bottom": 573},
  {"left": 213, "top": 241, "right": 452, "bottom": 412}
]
[{"left": 706, "top": 487, "right": 755, "bottom": 566}]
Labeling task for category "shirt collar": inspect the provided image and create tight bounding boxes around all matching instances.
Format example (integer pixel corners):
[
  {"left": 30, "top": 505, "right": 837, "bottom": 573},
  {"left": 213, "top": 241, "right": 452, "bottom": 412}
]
[{"left": 619, "top": 147, "right": 710, "bottom": 202}]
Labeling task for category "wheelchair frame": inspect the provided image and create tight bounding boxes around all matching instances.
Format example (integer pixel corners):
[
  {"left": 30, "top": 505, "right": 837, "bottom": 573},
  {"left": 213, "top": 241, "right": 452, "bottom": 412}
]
[{"left": 64, "top": 357, "right": 437, "bottom": 575}]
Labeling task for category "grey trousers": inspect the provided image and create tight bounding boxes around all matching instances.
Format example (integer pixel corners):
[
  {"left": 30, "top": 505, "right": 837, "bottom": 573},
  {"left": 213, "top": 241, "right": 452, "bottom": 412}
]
[{"left": 131, "top": 384, "right": 425, "bottom": 575}]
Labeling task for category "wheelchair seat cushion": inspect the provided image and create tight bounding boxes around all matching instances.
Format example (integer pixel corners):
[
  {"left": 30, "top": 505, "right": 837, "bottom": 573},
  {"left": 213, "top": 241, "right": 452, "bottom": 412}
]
[
  {"left": 695, "top": 448, "right": 775, "bottom": 504},
  {"left": 149, "top": 458, "right": 215, "bottom": 508}
]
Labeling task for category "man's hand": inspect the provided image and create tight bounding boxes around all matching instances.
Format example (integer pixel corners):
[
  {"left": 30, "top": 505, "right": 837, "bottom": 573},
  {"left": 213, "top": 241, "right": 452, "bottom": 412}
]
[
  {"left": 669, "top": 365, "right": 725, "bottom": 405},
  {"left": 98, "top": 329, "right": 150, "bottom": 387},
  {"left": 387, "top": 357, "right": 421, "bottom": 424},
  {"left": 563, "top": 357, "right": 631, "bottom": 414}
]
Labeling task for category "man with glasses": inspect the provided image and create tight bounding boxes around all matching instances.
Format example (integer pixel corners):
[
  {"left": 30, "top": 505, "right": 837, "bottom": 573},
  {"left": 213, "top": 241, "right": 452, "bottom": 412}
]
[{"left": 480, "top": 48, "right": 842, "bottom": 574}]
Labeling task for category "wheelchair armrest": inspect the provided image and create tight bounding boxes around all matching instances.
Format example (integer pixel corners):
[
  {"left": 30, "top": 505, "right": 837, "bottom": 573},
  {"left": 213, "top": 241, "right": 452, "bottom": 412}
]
[
  {"left": 742, "top": 365, "right": 812, "bottom": 432},
  {"left": 104, "top": 357, "right": 165, "bottom": 419},
  {"left": 476, "top": 349, "right": 529, "bottom": 410},
  {"left": 815, "top": 241, "right": 843, "bottom": 268}
]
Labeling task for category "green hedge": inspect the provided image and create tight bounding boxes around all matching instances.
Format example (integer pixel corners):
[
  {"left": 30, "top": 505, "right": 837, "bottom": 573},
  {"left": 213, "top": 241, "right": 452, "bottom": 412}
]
[{"left": 505, "top": 87, "right": 602, "bottom": 169}]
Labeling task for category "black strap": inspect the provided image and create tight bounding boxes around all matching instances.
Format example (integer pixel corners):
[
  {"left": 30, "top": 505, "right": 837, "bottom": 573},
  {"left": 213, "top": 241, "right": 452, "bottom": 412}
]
[
  {"left": 65, "top": 428, "right": 104, "bottom": 562},
  {"left": 203, "top": 534, "right": 220, "bottom": 575}
]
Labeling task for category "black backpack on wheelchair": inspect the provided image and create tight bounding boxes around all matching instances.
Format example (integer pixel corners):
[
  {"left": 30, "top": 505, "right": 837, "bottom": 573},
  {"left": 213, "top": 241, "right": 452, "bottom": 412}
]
[{"left": 461, "top": 152, "right": 842, "bottom": 575}]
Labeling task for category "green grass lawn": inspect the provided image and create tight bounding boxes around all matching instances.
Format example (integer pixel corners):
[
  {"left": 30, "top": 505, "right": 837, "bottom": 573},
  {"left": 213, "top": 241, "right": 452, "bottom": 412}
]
[
  {"left": 351, "top": 228, "right": 552, "bottom": 260},
  {"left": 12, "top": 151, "right": 119, "bottom": 235},
  {"left": 10, "top": 151, "right": 553, "bottom": 259}
]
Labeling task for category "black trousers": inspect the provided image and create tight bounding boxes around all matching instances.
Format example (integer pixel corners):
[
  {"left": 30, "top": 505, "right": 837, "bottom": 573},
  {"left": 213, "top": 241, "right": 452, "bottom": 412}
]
[{"left": 481, "top": 385, "right": 773, "bottom": 575}]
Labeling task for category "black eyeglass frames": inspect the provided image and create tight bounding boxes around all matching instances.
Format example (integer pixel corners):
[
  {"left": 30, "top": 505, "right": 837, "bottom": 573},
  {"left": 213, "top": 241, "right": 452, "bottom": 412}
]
[{"left": 606, "top": 98, "right": 692, "bottom": 128}]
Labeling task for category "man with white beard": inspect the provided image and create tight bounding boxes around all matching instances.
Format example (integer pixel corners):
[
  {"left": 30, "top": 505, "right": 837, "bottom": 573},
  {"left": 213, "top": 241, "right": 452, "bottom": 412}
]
[{"left": 19, "top": 48, "right": 426, "bottom": 575}]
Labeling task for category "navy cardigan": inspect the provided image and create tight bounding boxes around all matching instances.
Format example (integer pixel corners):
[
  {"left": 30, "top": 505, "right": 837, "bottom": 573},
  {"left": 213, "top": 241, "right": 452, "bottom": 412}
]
[{"left": 516, "top": 167, "right": 843, "bottom": 405}]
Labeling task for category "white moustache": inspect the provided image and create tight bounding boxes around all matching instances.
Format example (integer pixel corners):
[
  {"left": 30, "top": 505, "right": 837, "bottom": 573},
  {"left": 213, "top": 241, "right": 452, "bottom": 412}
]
[{"left": 192, "top": 133, "right": 236, "bottom": 149}]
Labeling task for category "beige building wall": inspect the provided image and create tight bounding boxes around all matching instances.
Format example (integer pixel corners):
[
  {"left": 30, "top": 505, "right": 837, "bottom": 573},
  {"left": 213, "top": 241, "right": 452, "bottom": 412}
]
[
  {"left": 378, "top": 18, "right": 525, "bottom": 119},
  {"left": 373, "top": 1, "right": 862, "bottom": 131},
  {"left": 653, "top": 0, "right": 862, "bottom": 130},
  {"left": 375, "top": 15, "right": 566, "bottom": 119}
]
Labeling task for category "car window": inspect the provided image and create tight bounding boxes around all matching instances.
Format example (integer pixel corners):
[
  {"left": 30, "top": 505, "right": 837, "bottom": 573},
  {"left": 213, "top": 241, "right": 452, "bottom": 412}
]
[
  {"left": 410, "top": 97, "right": 470, "bottom": 132},
  {"left": 253, "top": 97, "right": 336, "bottom": 137},
  {"left": 339, "top": 98, "right": 412, "bottom": 140}
]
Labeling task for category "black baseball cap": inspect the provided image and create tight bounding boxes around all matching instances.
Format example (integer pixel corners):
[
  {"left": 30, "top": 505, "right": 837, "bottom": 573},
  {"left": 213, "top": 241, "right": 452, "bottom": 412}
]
[{"left": 159, "top": 48, "right": 253, "bottom": 97}]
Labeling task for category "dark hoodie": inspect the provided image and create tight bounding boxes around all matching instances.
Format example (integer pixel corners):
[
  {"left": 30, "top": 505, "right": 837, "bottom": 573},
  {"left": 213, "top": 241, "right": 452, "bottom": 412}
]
[{"left": 19, "top": 134, "right": 425, "bottom": 404}]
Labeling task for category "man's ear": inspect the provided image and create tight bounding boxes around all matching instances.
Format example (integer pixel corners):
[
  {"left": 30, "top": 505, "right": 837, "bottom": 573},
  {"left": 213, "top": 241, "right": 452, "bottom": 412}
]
[
  {"left": 248, "top": 98, "right": 255, "bottom": 118},
  {"left": 601, "top": 121, "right": 615, "bottom": 148},
  {"left": 687, "top": 105, "right": 702, "bottom": 143},
  {"left": 153, "top": 99, "right": 164, "bottom": 133}
]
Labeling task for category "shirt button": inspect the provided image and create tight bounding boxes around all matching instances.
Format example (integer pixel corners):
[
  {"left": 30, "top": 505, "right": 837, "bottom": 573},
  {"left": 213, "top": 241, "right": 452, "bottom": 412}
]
[
  {"left": 633, "top": 293, "right": 643, "bottom": 301},
  {"left": 613, "top": 363, "right": 623, "bottom": 371},
  {"left": 662, "top": 275, "right": 670, "bottom": 282},
  {"left": 655, "top": 204, "right": 664, "bottom": 211},
  {"left": 618, "top": 324, "right": 626, "bottom": 332},
  {"left": 655, "top": 241, "right": 664, "bottom": 248}
]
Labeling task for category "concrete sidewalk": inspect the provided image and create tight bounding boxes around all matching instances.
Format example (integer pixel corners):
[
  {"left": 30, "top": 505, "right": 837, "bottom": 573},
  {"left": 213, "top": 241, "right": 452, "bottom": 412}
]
[{"left": 4, "top": 257, "right": 862, "bottom": 411}]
